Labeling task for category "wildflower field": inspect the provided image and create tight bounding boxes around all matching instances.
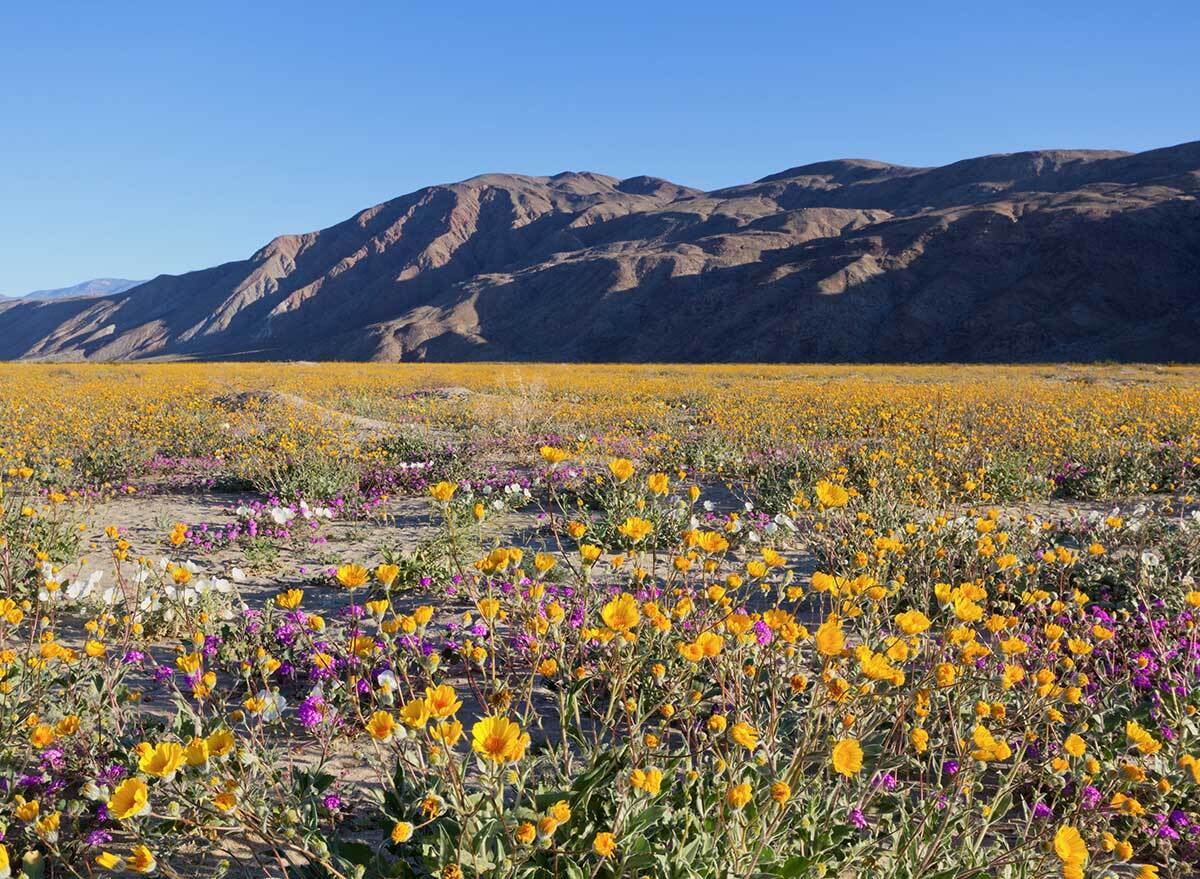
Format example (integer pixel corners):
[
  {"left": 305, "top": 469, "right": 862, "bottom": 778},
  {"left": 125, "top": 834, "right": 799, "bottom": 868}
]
[{"left": 2, "top": 362, "right": 1200, "bottom": 879}]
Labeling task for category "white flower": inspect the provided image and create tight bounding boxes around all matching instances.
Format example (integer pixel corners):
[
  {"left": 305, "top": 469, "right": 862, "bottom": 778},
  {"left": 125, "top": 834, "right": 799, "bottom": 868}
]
[
  {"left": 256, "top": 689, "right": 286, "bottom": 721},
  {"left": 67, "top": 569, "right": 103, "bottom": 601},
  {"left": 269, "top": 507, "right": 296, "bottom": 526}
]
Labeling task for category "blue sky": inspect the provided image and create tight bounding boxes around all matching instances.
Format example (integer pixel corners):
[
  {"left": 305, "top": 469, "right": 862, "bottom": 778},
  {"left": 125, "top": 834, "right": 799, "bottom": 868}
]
[{"left": 1, "top": 0, "right": 1196, "bottom": 294}]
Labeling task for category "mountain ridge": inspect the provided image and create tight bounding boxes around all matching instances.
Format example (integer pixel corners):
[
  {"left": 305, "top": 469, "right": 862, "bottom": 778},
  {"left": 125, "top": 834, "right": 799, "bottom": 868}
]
[
  {"left": 2, "top": 278, "right": 144, "bottom": 302},
  {"left": 2, "top": 141, "right": 1198, "bottom": 363}
]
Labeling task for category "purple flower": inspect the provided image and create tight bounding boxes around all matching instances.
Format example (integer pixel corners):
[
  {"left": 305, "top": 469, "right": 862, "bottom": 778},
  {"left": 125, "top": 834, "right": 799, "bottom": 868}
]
[
  {"left": 873, "top": 772, "right": 898, "bottom": 791},
  {"left": 86, "top": 830, "right": 113, "bottom": 847},
  {"left": 297, "top": 695, "right": 328, "bottom": 729}
]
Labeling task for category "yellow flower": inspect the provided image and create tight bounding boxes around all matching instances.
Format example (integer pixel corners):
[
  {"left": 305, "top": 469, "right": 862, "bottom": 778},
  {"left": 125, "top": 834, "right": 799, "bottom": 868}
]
[
  {"left": 1054, "top": 825, "right": 1087, "bottom": 877},
  {"left": 366, "top": 710, "right": 397, "bottom": 742},
  {"left": 206, "top": 728, "right": 235, "bottom": 758},
  {"left": 617, "top": 516, "right": 653, "bottom": 543},
  {"left": 516, "top": 821, "right": 536, "bottom": 844},
  {"left": 970, "top": 724, "right": 1012, "bottom": 762},
  {"left": 391, "top": 820, "right": 414, "bottom": 844},
  {"left": 375, "top": 564, "right": 400, "bottom": 587},
  {"left": 399, "top": 698, "right": 431, "bottom": 729},
  {"left": 1064, "top": 733, "right": 1086, "bottom": 758},
  {"left": 138, "top": 741, "right": 186, "bottom": 780},
  {"left": 1180, "top": 754, "right": 1200, "bottom": 784},
  {"left": 934, "top": 662, "right": 957, "bottom": 688},
  {"left": 548, "top": 800, "right": 572, "bottom": 823},
  {"left": 30, "top": 724, "right": 55, "bottom": 749},
  {"left": 730, "top": 721, "right": 758, "bottom": 750},
  {"left": 593, "top": 831, "right": 617, "bottom": 858},
  {"left": 184, "top": 737, "right": 209, "bottom": 766},
  {"left": 895, "top": 609, "right": 931, "bottom": 635},
  {"left": 831, "top": 738, "right": 863, "bottom": 776},
  {"left": 539, "top": 446, "right": 568, "bottom": 465},
  {"left": 14, "top": 796, "right": 38, "bottom": 821},
  {"left": 601, "top": 593, "right": 641, "bottom": 632},
  {"left": 431, "top": 719, "right": 464, "bottom": 747},
  {"left": 471, "top": 714, "right": 529, "bottom": 763},
  {"left": 770, "top": 781, "right": 791, "bottom": 804},
  {"left": 815, "top": 615, "right": 845, "bottom": 657},
  {"left": 1126, "top": 720, "right": 1161, "bottom": 755},
  {"left": 275, "top": 589, "right": 303, "bottom": 609},
  {"left": 607, "top": 459, "right": 634, "bottom": 482},
  {"left": 646, "top": 472, "right": 669, "bottom": 495},
  {"left": 96, "top": 850, "right": 122, "bottom": 870},
  {"left": 107, "top": 777, "right": 150, "bottom": 820},
  {"left": 212, "top": 792, "right": 238, "bottom": 812},
  {"left": 727, "top": 782, "right": 752, "bottom": 809},
  {"left": 429, "top": 481, "right": 458, "bottom": 502},
  {"left": 425, "top": 684, "right": 463, "bottom": 718},
  {"left": 814, "top": 480, "right": 849, "bottom": 508},
  {"left": 128, "top": 845, "right": 156, "bottom": 873},
  {"left": 630, "top": 767, "right": 664, "bottom": 795},
  {"left": 335, "top": 564, "right": 369, "bottom": 589}
]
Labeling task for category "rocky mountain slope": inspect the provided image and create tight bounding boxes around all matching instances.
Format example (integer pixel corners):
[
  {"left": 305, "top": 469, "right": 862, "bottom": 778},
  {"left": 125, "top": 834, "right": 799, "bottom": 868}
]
[{"left": 2, "top": 142, "right": 1198, "bottom": 362}]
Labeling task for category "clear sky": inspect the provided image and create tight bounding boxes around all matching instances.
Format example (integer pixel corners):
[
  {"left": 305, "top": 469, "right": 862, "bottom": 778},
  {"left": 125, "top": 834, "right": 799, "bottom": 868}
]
[{"left": 2, "top": 0, "right": 1197, "bottom": 294}]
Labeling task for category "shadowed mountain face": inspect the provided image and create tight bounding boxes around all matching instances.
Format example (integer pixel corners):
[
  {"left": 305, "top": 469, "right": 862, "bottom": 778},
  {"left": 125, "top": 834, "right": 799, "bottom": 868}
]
[{"left": 3, "top": 143, "right": 1199, "bottom": 362}]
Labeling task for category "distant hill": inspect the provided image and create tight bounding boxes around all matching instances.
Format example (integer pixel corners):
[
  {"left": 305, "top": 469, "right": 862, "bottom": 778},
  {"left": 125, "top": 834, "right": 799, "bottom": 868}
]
[
  {"left": 1, "top": 141, "right": 1199, "bottom": 362},
  {"left": 6, "top": 278, "right": 145, "bottom": 301}
]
